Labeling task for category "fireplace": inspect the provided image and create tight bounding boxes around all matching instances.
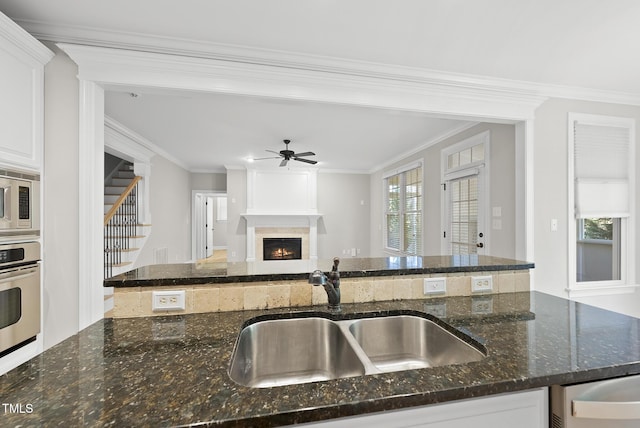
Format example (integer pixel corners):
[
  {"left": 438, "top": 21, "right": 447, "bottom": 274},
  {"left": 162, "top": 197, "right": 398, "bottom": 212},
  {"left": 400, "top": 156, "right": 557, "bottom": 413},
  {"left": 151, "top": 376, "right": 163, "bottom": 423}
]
[{"left": 263, "top": 238, "right": 302, "bottom": 261}]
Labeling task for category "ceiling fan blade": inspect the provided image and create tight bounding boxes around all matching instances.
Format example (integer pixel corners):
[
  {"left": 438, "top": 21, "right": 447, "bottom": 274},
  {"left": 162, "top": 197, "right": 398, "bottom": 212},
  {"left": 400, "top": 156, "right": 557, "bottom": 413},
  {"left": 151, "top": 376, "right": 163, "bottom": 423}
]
[
  {"left": 280, "top": 158, "right": 289, "bottom": 167},
  {"left": 266, "top": 149, "right": 283, "bottom": 155},
  {"left": 252, "top": 156, "right": 281, "bottom": 161},
  {"left": 294, "top": 157, "right": 318, "bottom": 165},
  {"left": 293, "top": 151, "right": 315, "bottom": 157}
]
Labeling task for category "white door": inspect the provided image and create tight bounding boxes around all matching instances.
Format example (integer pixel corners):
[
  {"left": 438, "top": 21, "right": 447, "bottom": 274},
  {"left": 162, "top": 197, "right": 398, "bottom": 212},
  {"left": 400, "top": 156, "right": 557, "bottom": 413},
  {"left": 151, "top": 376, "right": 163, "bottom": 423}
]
[
  {"left": 445, "top": 172, "right": 486, "bottom": 255},
  {"left": 205, "top": 197, "right": 214, "bottom": 258},
  {"left": 441, "top": 132, "right": 490, "bottom": 256}
]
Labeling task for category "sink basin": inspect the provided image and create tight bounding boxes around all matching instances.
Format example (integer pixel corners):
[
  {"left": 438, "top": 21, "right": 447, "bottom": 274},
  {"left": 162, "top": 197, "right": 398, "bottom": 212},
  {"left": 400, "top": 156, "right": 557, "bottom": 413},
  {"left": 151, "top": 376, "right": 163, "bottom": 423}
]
[
  {"left": 347, "top": 315, "right": 485, "bottom": 372},
  {"left": 229, "top": 314, "right": 485, "bottom": 388},
  {"left": 228, "top": 317, "right": 365, "bottom": 388}
]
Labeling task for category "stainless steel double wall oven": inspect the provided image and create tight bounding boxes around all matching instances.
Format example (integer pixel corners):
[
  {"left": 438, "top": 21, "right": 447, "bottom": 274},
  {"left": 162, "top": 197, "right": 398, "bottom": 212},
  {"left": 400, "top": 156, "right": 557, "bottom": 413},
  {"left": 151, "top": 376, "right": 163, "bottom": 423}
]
[
  {"left": 0, "top": 169, "right": 41, "bottom": 357},
  {"left": 0, "top": 242, "right": 40, "bottom": 356}
]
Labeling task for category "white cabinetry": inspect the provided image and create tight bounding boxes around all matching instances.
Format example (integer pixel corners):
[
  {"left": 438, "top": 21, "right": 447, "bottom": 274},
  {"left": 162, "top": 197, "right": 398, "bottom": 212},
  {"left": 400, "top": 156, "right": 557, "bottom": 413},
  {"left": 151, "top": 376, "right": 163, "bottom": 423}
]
[
  {"left": 302, "top": 388, "right": 548, "bottom": 428},
  {"left": 0, "top": 12, "right": 52, "bottom": 171}
]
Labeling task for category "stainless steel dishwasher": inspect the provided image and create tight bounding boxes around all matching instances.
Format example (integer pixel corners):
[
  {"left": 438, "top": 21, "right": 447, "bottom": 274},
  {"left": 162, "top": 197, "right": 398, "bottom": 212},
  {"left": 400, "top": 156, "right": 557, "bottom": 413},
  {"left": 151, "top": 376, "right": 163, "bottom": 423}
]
[{"left": 551, "top": 375, "right": 640, "bottom": 427}]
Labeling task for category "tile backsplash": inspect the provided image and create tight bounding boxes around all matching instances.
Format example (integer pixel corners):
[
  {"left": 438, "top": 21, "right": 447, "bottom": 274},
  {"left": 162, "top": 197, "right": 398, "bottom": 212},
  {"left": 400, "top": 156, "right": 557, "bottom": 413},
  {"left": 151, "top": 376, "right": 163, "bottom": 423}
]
[{"left": 112, "top": 270, "right": 530, "bottom": 318}]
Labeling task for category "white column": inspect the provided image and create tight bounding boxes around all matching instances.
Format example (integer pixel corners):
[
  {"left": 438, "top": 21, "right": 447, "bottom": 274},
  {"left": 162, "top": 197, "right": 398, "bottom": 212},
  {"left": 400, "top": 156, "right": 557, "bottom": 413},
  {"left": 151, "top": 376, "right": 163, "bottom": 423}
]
[
  {"left": 246, "top": 217, "right": 256, "bottom": 261},
  {"left": 133, "top": 161, "right": 151, "bottom": 224},
  {"left": 78, "top": 80, "right": 105, "bottom": 329},
  {"left": 309, "top": 215, "right": 319, "bottom": 260}
]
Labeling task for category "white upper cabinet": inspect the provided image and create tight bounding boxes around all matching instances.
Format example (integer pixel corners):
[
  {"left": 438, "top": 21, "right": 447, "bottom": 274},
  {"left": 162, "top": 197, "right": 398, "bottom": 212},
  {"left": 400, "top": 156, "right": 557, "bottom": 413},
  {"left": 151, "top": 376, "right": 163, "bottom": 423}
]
[{"left": 0, "top": 12, "right": 53, "bottom": 171}]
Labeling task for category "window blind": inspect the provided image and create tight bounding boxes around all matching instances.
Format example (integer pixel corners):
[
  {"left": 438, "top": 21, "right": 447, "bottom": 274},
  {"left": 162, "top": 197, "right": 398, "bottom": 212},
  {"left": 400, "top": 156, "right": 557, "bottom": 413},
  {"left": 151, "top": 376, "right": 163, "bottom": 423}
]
[
  {"left": 385, "top": 165, "right": 422, "bottom": 254},
  {"left": 574, "top": 122, "right": 631, "bottom": 218}
]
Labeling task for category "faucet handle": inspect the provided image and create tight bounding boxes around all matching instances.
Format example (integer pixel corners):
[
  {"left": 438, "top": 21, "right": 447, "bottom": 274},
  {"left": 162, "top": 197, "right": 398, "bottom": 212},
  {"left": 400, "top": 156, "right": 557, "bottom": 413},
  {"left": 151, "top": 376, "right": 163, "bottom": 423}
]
[
  {"left": 332, "top": 257, "right": 340, "bottom": 271},
  {"left": 308, "top": 270, "right": 327, "bottom": 286}
]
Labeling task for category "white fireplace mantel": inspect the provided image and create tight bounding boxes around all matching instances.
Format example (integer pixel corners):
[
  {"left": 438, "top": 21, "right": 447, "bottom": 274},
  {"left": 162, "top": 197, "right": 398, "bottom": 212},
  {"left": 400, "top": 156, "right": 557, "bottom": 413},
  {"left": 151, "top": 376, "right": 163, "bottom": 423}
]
[
  {"left": 241, "top": 213, "right": 322, "bottom": 261},
  {"left": 243, "top": 169, "right": 321, "bottom": 261}
]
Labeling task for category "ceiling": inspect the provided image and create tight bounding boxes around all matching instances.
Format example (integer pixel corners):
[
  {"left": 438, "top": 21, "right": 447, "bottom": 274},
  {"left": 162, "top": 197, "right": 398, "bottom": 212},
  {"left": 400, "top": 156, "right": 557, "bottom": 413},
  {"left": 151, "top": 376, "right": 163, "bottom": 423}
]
[
  {"left": 104, "top": 90, "right": 470, "bottom": 172},
  {"left": 2, "top": 0, "right": 640, "bottom": 172}
]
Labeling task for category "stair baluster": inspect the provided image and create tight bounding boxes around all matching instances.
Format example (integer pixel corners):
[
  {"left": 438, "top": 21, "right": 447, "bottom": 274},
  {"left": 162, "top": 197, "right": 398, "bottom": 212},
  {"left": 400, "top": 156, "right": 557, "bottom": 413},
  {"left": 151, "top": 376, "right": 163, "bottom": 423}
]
[{"left": 104, "top": 176, "right": 141, "bottom": 279}]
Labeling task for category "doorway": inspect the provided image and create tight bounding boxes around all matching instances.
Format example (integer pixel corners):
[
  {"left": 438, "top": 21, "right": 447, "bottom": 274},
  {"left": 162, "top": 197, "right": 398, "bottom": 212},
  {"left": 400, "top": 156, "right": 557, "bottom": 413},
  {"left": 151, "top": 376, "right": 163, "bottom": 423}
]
[
  {"left": 192, "top": 191, "right": 227, "bottom": 261},
  {"left": 441, "top": 131, "right": 490, "bottom": 256},
  {"left": 68, "top": 43, "right": 534, "bottom": 328}
]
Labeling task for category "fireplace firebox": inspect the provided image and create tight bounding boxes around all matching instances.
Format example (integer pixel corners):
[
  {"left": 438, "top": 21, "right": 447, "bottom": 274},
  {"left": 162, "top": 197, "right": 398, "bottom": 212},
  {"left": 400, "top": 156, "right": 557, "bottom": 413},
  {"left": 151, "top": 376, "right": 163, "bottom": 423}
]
[{"left": 263, "top": 238, "right": 302, "bottom": 261}]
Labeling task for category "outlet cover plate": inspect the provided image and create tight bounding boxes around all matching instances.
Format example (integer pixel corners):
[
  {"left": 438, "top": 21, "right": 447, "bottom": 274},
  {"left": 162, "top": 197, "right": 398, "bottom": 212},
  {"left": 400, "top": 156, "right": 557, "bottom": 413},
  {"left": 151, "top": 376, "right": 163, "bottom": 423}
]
[
  {"left": 471, "top": 275, "right": 493, "bottom": 293},
  {"left": 472, "top": 296, "right": 494, "bottom": 314},
  {"left": 424, "top": 277, "right": 447, "bottom": 295},
  {"left": 152, "top": 290, "right": 186, "bottom": 311}
]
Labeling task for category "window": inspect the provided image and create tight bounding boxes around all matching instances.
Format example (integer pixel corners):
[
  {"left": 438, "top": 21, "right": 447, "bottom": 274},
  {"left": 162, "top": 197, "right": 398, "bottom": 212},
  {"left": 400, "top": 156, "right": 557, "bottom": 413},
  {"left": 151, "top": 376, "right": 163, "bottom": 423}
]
[
  {"left": 576, "top": 218, "right": 621, "bottom": 282},
  {"left": 449, "top": 175, "right": 479, "bottom": 255},
  {"left": 447, "top": 141, "right": 484, "bottom": 169},
  {"left": 384, "top": 163, "right": 423, "bottom": 255},
  {"left": 569, "top": 113, "right": 635, "bottom": 289}
]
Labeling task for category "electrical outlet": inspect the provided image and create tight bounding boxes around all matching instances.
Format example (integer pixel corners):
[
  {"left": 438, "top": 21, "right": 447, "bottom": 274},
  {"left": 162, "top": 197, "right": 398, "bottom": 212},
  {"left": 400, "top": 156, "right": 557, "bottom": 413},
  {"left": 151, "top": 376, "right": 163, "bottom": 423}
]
[
  {"left": 471, "top": 276, "right": 493, "bottom": 293},
  {"left": 152, "top": 290, "right": 186, "bottom": 311},
  {"left": 424, "top": 302, "right": 447, "bottom": 318},
  {"left": 152, "top": 318, "right": 186, "bottom": 340},
  {"left": 472, "top": 297, "right": 494, "bottom": 314},
  {"left": 424, "top": 277, "right": 446, "bottom": 295}
]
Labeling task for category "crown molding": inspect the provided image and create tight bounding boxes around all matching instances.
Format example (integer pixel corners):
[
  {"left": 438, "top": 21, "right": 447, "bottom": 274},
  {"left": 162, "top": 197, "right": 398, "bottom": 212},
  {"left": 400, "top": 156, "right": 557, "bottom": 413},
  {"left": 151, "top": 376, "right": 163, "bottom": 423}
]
[
  {"left": 21, "top": 18, "right": 640, "bottom": 106},
  {"left": 370, "top": 122, "right": 480, "bottom": 174},
  {"left": 531, "top": 82, "right": 640, "bottom": 107},
  {"left": 9, "top": 20, "right": 538, "bottom": 90},
  {"left": 57, "top": 42, "right": 546, "bottom": 123},
  {"left": 317, "top": 169, "right": 371, "bottom": 175},
  {"left": 104, "top": 115, "right": 190, "bottom": 170},
  {"left": 224, "top": 165, "right": 247, "bottom": 171},
  {"left": 104, "top": 115, "right": 155, "bottom": 162},
  {"left": 190, "top": 167, "right": 228, "bottom": 174},
  {"left": 0, "top": 15, "right": 53, "bottom": 65}
]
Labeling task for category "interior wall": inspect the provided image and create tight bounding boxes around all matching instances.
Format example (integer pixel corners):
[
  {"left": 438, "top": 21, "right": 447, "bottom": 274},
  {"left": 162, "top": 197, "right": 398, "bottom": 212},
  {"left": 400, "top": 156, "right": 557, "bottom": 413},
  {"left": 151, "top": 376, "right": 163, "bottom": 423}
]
[
  {"left": 211, "top": 195, "right": 228, "bottom": 248},
  {"left": 225, "top": 169, "right": 371, "bottom": 261},
  {"left": 317, "top": 172, "right": 370, "bottom": 259},
  {"left": 42, "top": 44, "right": 80, "bottom": 349},
  {"left": 191, "top": 172, "right": 227, "bottom": 191},
  {"left": 370, "top": 123, "right": 516, "bottom": 258},
  {"left": 133, "top": 154, "right": 192, "bottom": 267},
  {"left": 533, "top": 98, "right": 640, "bottom": 297},
  {"left": 104, "top": 152, "right": 121, "bottom": 179},
  {"left": 226, "top": 168, "right": 247, "bottom": 262}
]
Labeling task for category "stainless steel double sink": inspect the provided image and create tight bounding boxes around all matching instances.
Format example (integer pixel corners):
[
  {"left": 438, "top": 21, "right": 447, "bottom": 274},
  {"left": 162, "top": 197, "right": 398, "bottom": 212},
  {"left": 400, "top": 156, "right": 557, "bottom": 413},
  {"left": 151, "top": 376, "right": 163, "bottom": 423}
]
[{"left": 229, "top": 314, "right": 486, "bottom": 388}]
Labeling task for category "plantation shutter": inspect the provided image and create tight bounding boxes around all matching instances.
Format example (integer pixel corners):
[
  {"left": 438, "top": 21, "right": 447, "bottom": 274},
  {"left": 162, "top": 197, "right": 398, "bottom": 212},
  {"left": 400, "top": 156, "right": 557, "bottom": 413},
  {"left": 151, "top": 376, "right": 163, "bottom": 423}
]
[
  {"left": 574, "top": 122, "right": 631, "bottom": 218},
  {"left": 384, "top": 162, "right": 422, "bottom": 254},
  {"left": 403, "top": 166, "right": 422, "bottom": 254},
  {"left": 386, "top": 174, "right": 401, "bottom": 250}
]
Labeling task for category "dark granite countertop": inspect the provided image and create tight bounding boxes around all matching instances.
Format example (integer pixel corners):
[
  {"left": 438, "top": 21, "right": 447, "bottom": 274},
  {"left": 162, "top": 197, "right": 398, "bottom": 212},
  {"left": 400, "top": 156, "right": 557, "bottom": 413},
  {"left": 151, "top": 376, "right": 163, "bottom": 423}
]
[
  {"left": 2, "top": 292, "right": 639, "bottom": 427},
  {"left": 104, "top": 255, "right": 534, "bottom": 287}
]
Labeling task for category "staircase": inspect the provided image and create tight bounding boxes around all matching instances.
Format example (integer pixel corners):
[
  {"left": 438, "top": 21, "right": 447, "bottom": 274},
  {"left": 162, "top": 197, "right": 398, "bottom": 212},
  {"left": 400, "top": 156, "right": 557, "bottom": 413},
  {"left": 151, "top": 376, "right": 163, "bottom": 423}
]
[
  {"left": 104, "top": 162, "right": 151, "bottom": 277},
  {"left": 103, "top": 162, "right": 151, "bottom": 314}
]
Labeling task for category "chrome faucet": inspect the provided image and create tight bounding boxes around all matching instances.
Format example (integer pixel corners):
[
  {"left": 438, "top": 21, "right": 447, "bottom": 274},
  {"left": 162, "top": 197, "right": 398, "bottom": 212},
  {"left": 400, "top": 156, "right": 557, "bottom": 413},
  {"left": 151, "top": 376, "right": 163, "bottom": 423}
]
[{"left": 308, "top": 257, "right": 341, "bottom": 312}]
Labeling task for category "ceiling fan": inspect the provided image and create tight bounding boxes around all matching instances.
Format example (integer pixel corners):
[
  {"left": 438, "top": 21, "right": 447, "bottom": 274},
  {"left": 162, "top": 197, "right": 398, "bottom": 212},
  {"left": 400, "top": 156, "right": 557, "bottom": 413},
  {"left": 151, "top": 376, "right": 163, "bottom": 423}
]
[{"left": 253, "top": 139, "right": 318, "bottom": 167}]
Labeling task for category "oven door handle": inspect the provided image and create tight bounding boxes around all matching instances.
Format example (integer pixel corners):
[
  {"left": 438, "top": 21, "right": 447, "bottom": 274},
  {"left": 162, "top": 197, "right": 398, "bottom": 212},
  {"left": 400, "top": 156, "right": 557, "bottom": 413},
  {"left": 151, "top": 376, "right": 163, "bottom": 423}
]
[{"left": 0, "top": 266, "right": 39, "bottom": 287}]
